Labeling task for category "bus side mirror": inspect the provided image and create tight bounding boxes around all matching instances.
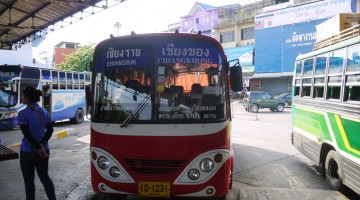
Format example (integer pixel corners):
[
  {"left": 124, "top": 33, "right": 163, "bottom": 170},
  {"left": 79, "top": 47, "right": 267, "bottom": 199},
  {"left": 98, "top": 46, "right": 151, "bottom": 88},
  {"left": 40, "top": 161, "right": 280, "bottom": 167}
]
[{"left": 230, "top": 65, "right": 243, "bottom": 92}]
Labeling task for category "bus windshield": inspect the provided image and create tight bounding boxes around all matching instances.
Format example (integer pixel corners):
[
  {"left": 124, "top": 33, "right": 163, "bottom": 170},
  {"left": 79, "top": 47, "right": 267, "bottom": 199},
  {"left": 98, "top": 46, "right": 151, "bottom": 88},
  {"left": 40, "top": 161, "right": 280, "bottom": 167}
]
[
  {"left": 93, "top": 34, "right": 227, "bottom": 123},
  {"left": 0, "top": 66, "right": 20, "bottom": 107}
]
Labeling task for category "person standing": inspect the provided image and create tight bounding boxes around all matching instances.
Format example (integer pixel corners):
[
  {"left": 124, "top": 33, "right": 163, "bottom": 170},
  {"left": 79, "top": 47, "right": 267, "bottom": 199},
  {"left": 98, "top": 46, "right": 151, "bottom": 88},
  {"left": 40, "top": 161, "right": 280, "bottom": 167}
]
[{"left": 18, "top": 86, "right": 56, "bottom": 200}]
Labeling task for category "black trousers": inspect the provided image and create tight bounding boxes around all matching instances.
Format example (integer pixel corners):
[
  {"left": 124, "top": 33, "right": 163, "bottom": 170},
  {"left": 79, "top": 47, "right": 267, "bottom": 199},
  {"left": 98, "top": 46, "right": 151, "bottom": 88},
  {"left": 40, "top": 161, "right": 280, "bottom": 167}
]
[{"left": 20, "top": 151, "right": 56, "bottom": 200}]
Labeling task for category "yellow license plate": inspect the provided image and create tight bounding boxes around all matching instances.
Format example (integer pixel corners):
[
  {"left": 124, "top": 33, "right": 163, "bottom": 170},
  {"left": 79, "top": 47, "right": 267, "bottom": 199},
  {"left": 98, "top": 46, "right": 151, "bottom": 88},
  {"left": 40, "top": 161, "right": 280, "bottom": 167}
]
[{"left": 138, "top": 181, "right": 171, "bottom": 198}]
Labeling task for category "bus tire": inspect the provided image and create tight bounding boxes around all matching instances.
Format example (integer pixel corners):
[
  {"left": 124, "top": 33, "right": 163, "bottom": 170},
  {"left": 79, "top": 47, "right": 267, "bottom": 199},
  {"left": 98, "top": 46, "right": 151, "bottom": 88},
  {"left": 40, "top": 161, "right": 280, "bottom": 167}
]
[
  {"left": 325, "top": 150, "right": 343, "bottom": 191},
  {"left": 72, "top": 109, "right": 84, "bottom": 124}
]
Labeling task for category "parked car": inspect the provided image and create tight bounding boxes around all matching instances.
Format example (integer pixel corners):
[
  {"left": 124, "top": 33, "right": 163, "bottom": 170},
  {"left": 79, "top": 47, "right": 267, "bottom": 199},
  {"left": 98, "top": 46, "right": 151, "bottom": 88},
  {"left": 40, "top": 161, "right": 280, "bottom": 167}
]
[
  {"left": 243, "top": 91, "right": 285, "bottom": 112},
  {"left": 274, "top": 92, "right": 292, "bottom": 107}
]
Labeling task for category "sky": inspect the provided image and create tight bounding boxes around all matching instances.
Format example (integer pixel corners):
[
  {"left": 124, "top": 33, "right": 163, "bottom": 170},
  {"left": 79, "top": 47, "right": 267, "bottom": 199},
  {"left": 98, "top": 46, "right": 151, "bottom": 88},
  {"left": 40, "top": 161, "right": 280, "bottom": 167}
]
[{"left": 33, "top": 0, "right": 253, "bottom": 55}]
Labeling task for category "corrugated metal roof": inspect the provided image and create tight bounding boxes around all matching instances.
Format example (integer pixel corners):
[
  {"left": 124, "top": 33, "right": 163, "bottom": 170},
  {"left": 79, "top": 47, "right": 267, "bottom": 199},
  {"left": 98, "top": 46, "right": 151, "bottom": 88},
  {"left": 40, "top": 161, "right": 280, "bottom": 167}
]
[
  {"left": 0, "top": 0, "right": 124, "bottom": 50},
  {"left": 195, "top": 2, "right": 214, "bottom": 11}
]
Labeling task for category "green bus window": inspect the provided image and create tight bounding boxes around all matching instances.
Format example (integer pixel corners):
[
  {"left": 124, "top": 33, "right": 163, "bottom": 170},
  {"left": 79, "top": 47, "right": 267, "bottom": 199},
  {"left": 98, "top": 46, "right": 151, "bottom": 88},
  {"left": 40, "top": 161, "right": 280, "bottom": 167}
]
[
  {"left": 344, "top": 74, "right": 360, "bottom": 102},
  {"left": 347, "top": 44, "right": 360, "bottom": 73},
  {"left": 313, "top": 55, "right": 326, "bottom": 99},
  {"left": 295, "top": 61, "right": 302, "bottom": 77},
  {"left": 347, "top": 85, "right": 360, "bottom": 101},
  {"left": 315, "top": 56, "right": 326, "bottom": 75},
  {"left": 329, "top": 50, "right": 344, "bottom": 74},
  {"left": 303, "top": 58, "right": 313, "bottom": 77},
  {"left": 327, "top": 85, "right": 341, "bottom": 99},
  {"left": 313, "top": 77, "right": 325, "bottom": 98},
  {"left": 327, "top": 75, "right": 342, "bottom": 100},
  {"left": 301, "top": 78, "right": 311, "bottom": 97},
  {"left": 294, "top": 79, "right": 301, "bottom": 96}
]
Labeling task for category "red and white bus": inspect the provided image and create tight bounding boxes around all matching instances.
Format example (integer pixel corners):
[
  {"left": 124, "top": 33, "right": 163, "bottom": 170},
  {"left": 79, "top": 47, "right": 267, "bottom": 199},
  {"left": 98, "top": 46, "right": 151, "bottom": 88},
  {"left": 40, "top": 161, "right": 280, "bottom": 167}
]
[{"left": 90, "top": 32, "right": 243, "bottom": 199}]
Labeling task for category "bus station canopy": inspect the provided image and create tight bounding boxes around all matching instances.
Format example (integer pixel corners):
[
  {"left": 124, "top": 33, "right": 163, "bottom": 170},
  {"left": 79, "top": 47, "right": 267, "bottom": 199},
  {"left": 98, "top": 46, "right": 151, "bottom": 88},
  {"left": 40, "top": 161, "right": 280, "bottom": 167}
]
[{"left": 0, "top": 0, "right": 124, "bottom": 50}]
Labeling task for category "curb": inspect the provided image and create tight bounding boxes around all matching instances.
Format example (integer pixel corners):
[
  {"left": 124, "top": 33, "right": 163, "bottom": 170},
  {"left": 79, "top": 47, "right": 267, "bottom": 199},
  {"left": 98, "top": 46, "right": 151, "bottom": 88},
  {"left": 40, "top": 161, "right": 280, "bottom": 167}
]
[
  {"left": 8, "top": 128, "right": 77, "bottom": 148},
  {"left": 64, "top": 176, "right": 99, "bottom": 200}
]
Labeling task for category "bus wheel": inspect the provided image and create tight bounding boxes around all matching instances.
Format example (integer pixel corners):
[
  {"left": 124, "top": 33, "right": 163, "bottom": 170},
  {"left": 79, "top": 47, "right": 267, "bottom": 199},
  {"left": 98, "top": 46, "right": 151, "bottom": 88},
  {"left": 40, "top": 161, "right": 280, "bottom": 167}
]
[
  {"left": 325, "top": 150, "right": 343, "bottom": 191},
  {"left": 72, "top": 109, "right": 84, "bottom": 124}
]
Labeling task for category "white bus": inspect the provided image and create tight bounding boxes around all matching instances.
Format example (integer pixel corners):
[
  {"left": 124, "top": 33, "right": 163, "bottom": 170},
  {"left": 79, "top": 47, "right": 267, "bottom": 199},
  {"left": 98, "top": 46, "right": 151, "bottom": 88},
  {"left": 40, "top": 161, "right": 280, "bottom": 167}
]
[{"left": 0, "top": 64, "right": 91, "bottom": 129}]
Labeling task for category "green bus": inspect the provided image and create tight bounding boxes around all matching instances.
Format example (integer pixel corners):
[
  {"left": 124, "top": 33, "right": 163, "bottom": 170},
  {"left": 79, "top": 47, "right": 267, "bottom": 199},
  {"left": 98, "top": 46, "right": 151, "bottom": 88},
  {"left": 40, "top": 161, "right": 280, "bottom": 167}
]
[{"left": 292, "top": 34, "right": 360, "bottom": 194}]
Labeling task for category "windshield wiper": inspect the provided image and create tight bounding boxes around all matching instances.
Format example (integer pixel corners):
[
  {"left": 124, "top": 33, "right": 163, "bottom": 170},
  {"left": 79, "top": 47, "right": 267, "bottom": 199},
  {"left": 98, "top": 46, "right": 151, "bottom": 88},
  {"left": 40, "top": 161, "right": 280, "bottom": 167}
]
[{"left": 120, "top": 94, "right": 150, "bottom": 128}]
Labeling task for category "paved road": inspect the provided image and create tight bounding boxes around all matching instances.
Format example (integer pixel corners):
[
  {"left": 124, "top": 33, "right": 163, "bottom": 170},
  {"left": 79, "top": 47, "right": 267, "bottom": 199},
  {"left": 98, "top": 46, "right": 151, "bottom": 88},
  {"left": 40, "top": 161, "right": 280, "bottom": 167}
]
[
  {"left": 231, "top": 101, "right": 358, "bottom": 200},
  {"left": 1, "top": 104, "right": 359, "bottom": 200}
]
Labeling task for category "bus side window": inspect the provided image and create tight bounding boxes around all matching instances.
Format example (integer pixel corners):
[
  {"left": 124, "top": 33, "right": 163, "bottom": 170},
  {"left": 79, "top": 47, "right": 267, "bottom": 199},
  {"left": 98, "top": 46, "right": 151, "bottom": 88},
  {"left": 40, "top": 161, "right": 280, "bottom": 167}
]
[
  {"left": 66, "top": 72, "right": 73, "bottom": 90},
  {"left": 301, "top": 78, "right": 311, "bottom": 97},
  {"left": 344, "top": 44, "right": 360, "bottom": 102},
  {"left": 347, "top": 85, "right": 360, "bottom": 101},
  {"left": 294, "top": 61, "right": 302, "bottom": 97},
  {"left": 80, "top": 74, "right": 85, "bottom": 89},
  {"left": 73, "top": 73, "right": 79, "bottom": 89},
  {"left": 59, "top": 72, "right": 66, "bottom": 89},
  {"left": 52, "top": 71, "right": 59, "bottom": 90}
]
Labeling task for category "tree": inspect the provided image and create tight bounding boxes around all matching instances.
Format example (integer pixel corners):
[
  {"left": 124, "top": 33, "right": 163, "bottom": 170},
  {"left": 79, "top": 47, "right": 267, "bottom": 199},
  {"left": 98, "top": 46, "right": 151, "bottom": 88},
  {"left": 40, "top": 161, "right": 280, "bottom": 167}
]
[{"left": 57, "top": 43, "right": 95, "bottom": 72}]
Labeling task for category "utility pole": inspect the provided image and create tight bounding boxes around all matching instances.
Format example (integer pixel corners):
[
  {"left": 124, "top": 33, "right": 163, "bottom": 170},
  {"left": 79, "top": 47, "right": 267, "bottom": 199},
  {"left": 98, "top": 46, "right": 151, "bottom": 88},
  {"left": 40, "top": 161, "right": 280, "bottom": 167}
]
[{"left": 114, "top": 22, "right": 122, "bottom": 36}]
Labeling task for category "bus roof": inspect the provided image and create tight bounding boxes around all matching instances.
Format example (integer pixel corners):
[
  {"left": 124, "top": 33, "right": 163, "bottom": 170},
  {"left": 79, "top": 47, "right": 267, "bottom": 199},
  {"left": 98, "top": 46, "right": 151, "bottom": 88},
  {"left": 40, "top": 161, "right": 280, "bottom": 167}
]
[{"left": 296, "top": 35, "right": 360, "bottom": 61}]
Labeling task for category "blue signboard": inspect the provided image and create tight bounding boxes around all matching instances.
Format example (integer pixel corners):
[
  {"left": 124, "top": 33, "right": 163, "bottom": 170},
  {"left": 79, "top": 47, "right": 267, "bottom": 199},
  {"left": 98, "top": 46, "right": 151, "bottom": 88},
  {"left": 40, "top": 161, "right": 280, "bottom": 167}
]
[
  {"left": 95, "top": 40, "right": 222, "bottom": 72},
  {"left": 254, "top": 0, "right": 355, "bottom": 74},
  {"left": 224, "top": 45, "right": 254, "bottom": 66},
  {"left": 255, "top": 19, "right": 326, "bottom": 73},
  {"left": 95, "top": 45, "right": 153, "bottom": 71},
  {"left": 156, "top": 40, "right": 220, "bottom": 65}
]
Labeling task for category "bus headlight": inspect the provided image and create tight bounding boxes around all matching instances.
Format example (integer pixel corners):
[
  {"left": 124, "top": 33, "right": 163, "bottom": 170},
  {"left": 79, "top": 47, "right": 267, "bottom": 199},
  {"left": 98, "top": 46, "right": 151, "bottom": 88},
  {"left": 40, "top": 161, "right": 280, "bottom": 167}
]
[
  {"left": 97, "top": 156, "right": 109, "bottom": 170},
  {"left": 174, "top": 150, "right": 231, "bottom": 184},
  {"left": 3, "top": 112, "right": 18, "bottom": 119},
  {"left": 109, "top": 166, "right": 121, "bottom": 178},
  {"left": 200, "top": 158, "right": 214, "bottom": 172},
  {"left": 188, "top": 169, "right": 200, "bottom": 180}
]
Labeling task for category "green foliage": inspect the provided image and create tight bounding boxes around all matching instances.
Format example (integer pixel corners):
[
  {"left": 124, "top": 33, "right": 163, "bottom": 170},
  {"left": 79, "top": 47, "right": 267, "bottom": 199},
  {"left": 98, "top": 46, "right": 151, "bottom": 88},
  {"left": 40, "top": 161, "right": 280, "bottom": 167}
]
[{"left": 57, "top": 43, "right": 95, "bottom": 72}]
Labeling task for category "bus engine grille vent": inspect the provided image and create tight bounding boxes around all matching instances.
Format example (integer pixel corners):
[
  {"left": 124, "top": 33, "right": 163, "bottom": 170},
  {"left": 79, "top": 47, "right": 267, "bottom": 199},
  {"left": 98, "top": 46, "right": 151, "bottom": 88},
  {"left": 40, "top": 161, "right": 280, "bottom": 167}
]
[{"left": 123, "top": 159, "right": 185, "bottom": 175}]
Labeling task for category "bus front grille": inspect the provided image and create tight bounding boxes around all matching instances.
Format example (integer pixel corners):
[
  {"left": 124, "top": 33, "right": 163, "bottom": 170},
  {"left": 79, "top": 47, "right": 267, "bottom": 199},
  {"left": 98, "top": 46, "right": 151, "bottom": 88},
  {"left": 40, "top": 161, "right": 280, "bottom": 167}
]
[{"left": 123, "top": 159, "right": 185, "bottom": 175}]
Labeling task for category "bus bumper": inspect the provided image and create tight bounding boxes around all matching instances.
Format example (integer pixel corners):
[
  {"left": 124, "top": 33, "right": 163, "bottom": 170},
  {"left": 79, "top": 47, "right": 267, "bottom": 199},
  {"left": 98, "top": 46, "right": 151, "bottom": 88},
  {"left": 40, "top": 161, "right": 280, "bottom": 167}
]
[{"left": 90, "top": 156, "right": 232, "bottom": 198}]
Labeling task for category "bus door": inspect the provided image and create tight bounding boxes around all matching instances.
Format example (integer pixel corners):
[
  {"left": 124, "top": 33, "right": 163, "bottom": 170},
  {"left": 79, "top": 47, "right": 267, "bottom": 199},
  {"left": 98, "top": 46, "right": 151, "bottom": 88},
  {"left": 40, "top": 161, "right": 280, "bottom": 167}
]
[
  {"left": 85, "top": 84, "right": 92, "bottom": 119},
  {"left": 42, "top": 81, "right": 52, "bottom": 115}
]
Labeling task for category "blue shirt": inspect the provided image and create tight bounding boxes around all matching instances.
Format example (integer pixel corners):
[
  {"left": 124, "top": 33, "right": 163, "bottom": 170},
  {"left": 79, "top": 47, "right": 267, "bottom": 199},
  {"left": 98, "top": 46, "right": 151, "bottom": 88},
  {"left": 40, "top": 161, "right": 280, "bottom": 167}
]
[{"left": 18, "top": 103, "right": 52, "bottom": 152}]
